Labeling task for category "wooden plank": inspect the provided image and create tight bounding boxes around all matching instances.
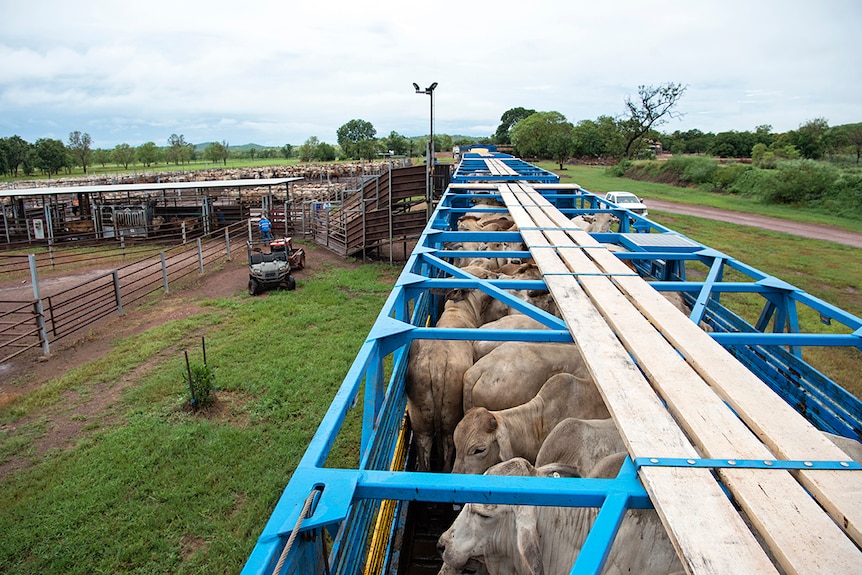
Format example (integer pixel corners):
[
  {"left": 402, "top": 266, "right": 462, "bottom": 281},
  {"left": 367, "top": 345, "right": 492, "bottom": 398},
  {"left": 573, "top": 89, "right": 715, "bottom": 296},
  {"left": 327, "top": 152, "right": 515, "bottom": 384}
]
[
  {"left": 503, "top": 184, "right": 862, "bottom": 572},
  {"left": 499, "top": 184, "right": 778, "bottom": 574},
  {"left": 518, "top": 186, "right": 862, "bottom": 548}
]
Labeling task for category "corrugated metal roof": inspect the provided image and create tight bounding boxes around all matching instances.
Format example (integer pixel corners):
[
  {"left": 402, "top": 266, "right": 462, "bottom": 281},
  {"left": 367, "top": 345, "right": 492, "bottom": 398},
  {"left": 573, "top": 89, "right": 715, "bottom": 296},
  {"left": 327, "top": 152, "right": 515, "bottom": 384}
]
[{"left": 0, "top": 177, "right": 303, "bottom": 198}]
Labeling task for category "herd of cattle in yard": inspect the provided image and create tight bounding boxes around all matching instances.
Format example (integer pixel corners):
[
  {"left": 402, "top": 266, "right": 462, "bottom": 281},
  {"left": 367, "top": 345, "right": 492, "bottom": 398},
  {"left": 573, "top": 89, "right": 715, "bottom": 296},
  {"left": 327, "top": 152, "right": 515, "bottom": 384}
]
[{"left": 403, "top": 195, "right": 862, "bottom": 575}]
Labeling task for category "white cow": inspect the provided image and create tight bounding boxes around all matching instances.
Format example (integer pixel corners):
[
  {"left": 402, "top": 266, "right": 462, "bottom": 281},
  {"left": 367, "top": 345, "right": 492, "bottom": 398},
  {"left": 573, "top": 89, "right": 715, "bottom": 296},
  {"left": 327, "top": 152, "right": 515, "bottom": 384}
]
[
  {"left": 463, "top": 342, "right": 591, "bottom": 411},
  {"left": 472, "top": 314, "right": 550, "bottom": 360},
  {"left": 571, "top": 213, "right": 619, "bottom": 233},
  {"left": 437, "top": 458, "right": 683, "bottom": 575},
  {"left": 453, "top": 374, "right": 609, "bottom": 475},
  {"left": 407, "top": 277, "right": 501, "bottom": 473},
  {"left": 535, "top": 417, "right": 627, "bottom": 478}
]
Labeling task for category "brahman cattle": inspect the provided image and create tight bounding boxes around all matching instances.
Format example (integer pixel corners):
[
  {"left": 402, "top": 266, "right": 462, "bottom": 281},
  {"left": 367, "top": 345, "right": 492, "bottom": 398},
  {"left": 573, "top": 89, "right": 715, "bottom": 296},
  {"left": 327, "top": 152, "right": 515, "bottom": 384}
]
[
  {"left": 571, "top": 212, "right": 619, "bottom": 233},
  {"left": 472, "top": 314, "right": 550, "bottom": 360},
  {"left": 406, "top": 271, "right": 503, "bottom": 473},
  {"left": 437, "top": 458, "right": 683, "bottom": 575},
  {"left": 452, "top": 374, "right": 609, "bottom": 474},
  {"left": 535, "top": 417, "right": 627, "bottom": 478},
  {"left": 463, "top": 342, "right": 591, "bottom": 411}
]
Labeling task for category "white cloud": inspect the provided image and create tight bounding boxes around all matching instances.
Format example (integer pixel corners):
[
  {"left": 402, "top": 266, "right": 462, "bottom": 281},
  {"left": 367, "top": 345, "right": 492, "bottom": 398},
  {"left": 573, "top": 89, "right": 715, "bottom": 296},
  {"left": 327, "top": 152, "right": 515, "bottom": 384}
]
[{"left": 1, "top": 0, "right": 860, "bottom": 147}]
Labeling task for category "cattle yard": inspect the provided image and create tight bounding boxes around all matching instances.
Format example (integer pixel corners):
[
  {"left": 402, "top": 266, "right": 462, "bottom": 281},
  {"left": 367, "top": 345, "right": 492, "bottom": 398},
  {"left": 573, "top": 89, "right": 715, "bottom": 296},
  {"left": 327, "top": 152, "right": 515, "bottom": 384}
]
[{"left": 242, "top": 150, "right": 862, "bottom": 574}]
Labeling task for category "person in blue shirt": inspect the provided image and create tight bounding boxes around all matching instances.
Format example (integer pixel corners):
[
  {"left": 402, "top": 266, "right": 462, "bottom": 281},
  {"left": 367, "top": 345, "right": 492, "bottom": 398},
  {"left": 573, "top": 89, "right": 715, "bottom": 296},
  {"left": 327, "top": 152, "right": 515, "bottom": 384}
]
[{"left": 258, "top": 214, "right": 272, "bottom": 240}]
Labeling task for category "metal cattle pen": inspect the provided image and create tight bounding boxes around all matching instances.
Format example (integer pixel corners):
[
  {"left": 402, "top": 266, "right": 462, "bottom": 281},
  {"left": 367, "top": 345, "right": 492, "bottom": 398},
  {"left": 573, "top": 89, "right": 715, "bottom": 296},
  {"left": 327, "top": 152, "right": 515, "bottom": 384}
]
[
  {"left": 242, "top": 151, "right": 862, "bottom": 574},
  {"left": 0, "top": 221, "right": 250, "bottom": 363}
]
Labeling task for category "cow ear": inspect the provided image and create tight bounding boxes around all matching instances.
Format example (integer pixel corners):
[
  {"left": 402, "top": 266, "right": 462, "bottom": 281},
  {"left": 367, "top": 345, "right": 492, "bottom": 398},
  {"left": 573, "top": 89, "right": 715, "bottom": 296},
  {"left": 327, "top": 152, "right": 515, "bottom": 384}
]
[
  {"left": 514, "top": 505, "right": 543, "bottom": 575},
  {"left": 495, "top": 425, "right": 514, "bottom": 461},
  {"left": 481, "top": 410, "right": 498, "bottom": 432},
  {"left": 447, "top": 288, "right": 466, "bottom": 302}
]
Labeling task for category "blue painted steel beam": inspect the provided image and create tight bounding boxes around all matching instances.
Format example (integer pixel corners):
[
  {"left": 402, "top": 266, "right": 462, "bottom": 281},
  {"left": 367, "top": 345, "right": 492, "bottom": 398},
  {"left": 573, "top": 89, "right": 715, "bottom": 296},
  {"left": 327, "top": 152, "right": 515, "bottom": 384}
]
[
  {"left": 710, "top": 332, "right": 862, "bottom": 348},
  {"left": 245, "top": 156, "right": 862, "bottom": 575},
  {"left": 571, "top": 457, "right": 641, "bottom": 575}
]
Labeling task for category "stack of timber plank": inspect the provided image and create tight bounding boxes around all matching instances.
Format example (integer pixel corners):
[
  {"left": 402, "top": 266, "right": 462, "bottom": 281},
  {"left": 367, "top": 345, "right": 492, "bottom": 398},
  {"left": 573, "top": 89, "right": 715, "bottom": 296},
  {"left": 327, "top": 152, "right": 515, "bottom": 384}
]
[{"left": 498, "top": 182, "right": 862, "bottom": 575}]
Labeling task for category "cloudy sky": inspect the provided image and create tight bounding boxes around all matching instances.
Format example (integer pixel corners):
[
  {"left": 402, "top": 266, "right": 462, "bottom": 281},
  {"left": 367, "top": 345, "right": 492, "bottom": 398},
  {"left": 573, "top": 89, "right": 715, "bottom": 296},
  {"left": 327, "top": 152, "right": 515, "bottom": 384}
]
[{"left": 1, "top": 0, "right": 860, "bottom": 149}]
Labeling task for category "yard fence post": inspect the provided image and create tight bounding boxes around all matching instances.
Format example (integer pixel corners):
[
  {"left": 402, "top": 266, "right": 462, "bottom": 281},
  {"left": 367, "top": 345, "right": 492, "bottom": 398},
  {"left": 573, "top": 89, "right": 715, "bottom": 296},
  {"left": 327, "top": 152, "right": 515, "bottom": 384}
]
[
  {"left": 112, "top": 270, "right": 123, "bottom": 316},
  {"left": 161, "top": 251, "right": 169, "bottom": 293},
  {"left": 29, "top": 254, "right": 50, "bottom": 356},
  {"left": 182, "top": 222, "right": 187, "bottom": 244},
  {"left": 225, "top": 227, "right": 231, "bottom": 260},
  {"left": 120, "top": 236, "right": 126, "bottom": 260},
  {"left": 197, "top": 238, "right": 204, "bottom": 273}
]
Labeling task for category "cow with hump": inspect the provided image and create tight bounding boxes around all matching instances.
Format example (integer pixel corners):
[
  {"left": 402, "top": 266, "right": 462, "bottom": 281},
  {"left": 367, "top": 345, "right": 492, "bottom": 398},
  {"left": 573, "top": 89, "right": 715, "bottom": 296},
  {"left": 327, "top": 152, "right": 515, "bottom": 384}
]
[
  {"left": 406, "top": 266, "right": 504, "bottom": 472},
  {"left": 437, "top": 458, "right": 684, "bottom": 575},
  {"left": 452, "top": 373, "right": 609, "bottom": 475}
]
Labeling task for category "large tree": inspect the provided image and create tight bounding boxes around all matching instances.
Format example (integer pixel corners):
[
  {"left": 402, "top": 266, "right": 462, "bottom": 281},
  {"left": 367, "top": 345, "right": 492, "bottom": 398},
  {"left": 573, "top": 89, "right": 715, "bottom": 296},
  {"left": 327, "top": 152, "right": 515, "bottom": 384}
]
[
  {"left": 113, "top": 143, "right": 136, "bottom": 169},
  {"left": 136, "top": 141, "right": 160, "bottom": 167},
  {"left": 93, "top": 148, "right": 111, "bottom": 168},
  {"left": 166, "top": 133, "right": 190, "bottom": 165},
  {"left": 571, "top": 120, "right": 605, "bottom": 158},
  {"left": 2, "top": 135, "right": 30, "bottom": 177},
  {"left": 846, "top": 124, "right": 862, "bottom": 164},
  {"left": 620, "top": 82, "right": 687, "bottom": 158},
  {"left": 34, "top": 138, "right": 67, "bottom": 177},
  {"left": 494, "top": 107, "right": 536, "bottom": 145},
  {"left": 299, "top": 136, "right": 319, "bottom": 162},
  {"left": 381, "top": 131, "right": 409, "bottom": 156},
  {"left": 316, "top": 142, "right": 337, "bottom": 162},
  {"left": 510, "top": 111, "right": 575, "bottom": 167},
  {"left": 67, "top": 131, "right": 93, "bottom": 173},
  {"left": 336, "top": 119, "right": 377, "bottom": 160},
  {"left": 792, "top": 118, "right": 829, "bottom": 159},
  {"left": 204, "top": 141, "right": 230, "bottom": 166}
]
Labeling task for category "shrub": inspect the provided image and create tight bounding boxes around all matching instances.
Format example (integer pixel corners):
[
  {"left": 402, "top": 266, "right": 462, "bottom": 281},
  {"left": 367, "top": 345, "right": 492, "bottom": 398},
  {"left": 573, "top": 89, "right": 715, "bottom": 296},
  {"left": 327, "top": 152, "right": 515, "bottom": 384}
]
[
  {"left": 713, "top": 162, "right": 752, "bottom": 192},
  {"left": 727, "top": 167, "right": 778, "bottom": 200},
  {"left": 605, "top": 159, "right": 632, "bottom": 177},
  {"left": 765, "top": 160, "right": 839, "bottom": 205},
  {"left": 184, "top": 362, "right": 216, "bottom": 409},
  {"left": 663, "top": 155, "right": 720, "bottom": 185},
  {"left": 821, "top": 173, "right": 862, "bottom": 219}
]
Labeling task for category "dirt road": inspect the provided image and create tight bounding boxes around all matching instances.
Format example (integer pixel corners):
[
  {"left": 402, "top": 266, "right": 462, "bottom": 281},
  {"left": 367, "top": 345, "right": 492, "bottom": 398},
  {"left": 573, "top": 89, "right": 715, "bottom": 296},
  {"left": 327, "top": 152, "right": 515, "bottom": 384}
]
[{"left": 646, "top": 200, "right": 862, "bottom": 248}]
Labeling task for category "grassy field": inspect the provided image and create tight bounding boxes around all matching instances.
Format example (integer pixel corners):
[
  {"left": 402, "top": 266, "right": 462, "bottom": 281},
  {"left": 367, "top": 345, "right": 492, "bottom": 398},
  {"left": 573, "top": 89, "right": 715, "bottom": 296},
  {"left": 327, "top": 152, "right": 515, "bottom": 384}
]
[
  {"left": 536, "top": 161, "right": 862, "bottom": 233},
  {"left": 1, "top": 164, "right": 860, "bottom": 572},
  {"left": 0, "top": 259, "right": 396, "bottom": 574}
]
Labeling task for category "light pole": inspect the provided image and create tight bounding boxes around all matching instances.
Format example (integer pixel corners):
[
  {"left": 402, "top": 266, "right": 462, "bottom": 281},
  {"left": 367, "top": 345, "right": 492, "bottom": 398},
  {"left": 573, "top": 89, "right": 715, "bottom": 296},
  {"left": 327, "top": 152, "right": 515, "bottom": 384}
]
[{"left": 413, "top": 82, "right": 437, "bottom": 218}]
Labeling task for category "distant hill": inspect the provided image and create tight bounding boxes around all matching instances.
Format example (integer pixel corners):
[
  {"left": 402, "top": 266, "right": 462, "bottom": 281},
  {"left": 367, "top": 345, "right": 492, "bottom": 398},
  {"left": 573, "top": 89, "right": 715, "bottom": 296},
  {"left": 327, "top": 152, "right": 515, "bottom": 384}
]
[{"left": 193, "top": 142, "right": 269, "bottom": 152}]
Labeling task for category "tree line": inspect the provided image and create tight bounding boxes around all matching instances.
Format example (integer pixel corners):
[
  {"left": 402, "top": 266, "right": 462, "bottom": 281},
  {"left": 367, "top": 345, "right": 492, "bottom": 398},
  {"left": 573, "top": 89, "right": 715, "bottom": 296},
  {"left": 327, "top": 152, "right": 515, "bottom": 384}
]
[
  {"left": 0, "top": 132, "right": 303, "bottom": 178},
  {"left": 498, "top": 84, "right": 862, "bottom": 167},
  {"left": 5, "top": 81, "right": 861, "bottom": 179}
]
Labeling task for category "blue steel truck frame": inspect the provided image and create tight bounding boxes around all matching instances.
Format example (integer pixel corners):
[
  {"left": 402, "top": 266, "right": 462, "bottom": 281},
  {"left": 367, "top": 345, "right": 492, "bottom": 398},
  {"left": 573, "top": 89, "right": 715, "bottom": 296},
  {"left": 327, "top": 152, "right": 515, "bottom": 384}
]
[{"left": 243, "top": 152, "right": 862, "bottom": 575}]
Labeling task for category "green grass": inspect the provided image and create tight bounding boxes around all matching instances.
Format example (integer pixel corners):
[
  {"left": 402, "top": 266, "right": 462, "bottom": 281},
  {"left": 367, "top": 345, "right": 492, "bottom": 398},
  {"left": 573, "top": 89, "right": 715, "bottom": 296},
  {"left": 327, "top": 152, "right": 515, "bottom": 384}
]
[
  {"left": 0, "top": 264, "right": 395, "bottom": 574},
  {"left": 642, "top": 211, "right": 862, "bottom": 397},
  {"left": 538, "top": 162, "right": 862, "bottom": 233}
]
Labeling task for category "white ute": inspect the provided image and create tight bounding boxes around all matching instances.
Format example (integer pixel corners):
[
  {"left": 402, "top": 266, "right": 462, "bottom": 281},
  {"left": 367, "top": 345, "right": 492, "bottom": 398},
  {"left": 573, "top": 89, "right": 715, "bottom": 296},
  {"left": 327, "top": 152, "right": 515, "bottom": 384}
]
[{"left": 605, "top": 191, "right": 648, "bottom": 216}]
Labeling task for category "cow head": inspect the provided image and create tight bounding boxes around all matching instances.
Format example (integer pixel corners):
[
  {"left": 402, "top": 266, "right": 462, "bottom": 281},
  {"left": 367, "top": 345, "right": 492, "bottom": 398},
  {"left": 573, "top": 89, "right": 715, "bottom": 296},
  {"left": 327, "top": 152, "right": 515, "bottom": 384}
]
[
  {"left": 453, "top": 408, "right": 506, "bottom": 475},
  {"left": 439, "top": 458, "right": 578, "bottom": 575}
]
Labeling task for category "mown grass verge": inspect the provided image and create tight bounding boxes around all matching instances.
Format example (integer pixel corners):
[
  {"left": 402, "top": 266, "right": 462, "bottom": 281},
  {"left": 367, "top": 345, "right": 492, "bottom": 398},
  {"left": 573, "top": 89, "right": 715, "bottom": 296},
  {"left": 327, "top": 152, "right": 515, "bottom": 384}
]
[
  {"left": 0, "top": 263, "right": 394, "bottom": 574},
  {"left": 539, "top": 162, "right": 862, "bottom": 233}
]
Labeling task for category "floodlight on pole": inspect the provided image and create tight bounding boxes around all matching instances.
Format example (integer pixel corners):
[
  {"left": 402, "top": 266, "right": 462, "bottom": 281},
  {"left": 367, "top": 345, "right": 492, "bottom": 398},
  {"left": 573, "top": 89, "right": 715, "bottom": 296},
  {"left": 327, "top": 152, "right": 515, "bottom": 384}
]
[{"left": 413, "top": 82, "right": 438, "bottom": 218}]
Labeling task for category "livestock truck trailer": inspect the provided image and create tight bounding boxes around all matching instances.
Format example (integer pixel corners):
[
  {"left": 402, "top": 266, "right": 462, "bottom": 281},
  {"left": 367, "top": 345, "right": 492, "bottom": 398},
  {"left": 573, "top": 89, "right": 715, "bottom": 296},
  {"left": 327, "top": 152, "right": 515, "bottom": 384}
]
[{"left": 243, "top": 150, "right": 862, "bottom": 574}]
